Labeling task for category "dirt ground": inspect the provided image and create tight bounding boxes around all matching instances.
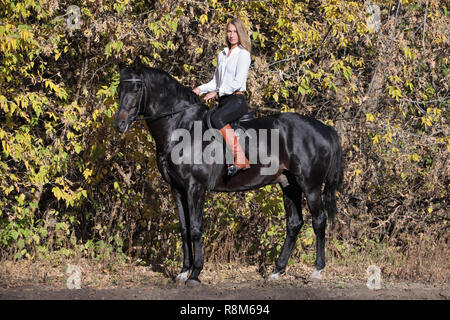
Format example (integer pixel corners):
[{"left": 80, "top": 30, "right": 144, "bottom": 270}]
[
  {"left": 1, "top": 281, "right": 449, "bottom": 300},
  {"left": 0, "top": 260, "right": 448, "bottom": 300}
]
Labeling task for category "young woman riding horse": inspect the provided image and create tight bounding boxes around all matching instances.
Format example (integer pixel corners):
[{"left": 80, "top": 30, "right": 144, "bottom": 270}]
[
  {"left": 114, "top": 15, "right": 343, "bottom": 286},
  {"left": 115, "top": 61, "right": 343, "bottom": 286},
  {"left": 192, "top": 17, "right": 251, "bottom": 176}
]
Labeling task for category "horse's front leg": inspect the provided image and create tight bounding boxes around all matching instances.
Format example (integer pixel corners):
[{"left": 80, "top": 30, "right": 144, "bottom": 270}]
[
  {"left": 172, "top": 188, "right": 193, "bottom": 282},
  {"left": 185, "top": 185, "right": 206, "bottom": 287}
]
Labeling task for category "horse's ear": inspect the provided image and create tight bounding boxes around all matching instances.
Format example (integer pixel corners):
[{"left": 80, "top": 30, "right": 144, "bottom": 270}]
[
  {"left": 133, "top": 56, "right": 143, "bottom": 73},
  {"left": 118, "top": 61, "right": 126, "bottom": 71}
]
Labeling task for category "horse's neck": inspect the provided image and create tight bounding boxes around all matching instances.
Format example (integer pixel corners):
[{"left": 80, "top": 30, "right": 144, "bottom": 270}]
[{"left": 145, "top": 101, "right": 206, "bottom": 156}]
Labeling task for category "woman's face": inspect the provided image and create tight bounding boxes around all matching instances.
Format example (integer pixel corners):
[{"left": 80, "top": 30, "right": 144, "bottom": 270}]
[{"left": 227, "top": 23, "right": 239, "bottom": 47}]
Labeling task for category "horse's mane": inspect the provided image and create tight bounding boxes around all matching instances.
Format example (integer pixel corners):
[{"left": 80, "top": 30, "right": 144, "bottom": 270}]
[{"left": 141, "top": 66, "right": 205, "bottom": 107}]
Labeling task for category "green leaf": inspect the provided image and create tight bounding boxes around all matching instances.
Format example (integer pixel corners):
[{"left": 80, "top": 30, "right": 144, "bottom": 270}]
[
  {"left": 11, "top": 230, "right": 19, "bottom": 240},
  {"left": 17, "top": 238, "right": 25, "bottom": 249}
]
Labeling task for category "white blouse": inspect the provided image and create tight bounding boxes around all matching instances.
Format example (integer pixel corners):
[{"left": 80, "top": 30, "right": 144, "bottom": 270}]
[{"left": 198, "top": 45, "right": 251, "bottom": 97}]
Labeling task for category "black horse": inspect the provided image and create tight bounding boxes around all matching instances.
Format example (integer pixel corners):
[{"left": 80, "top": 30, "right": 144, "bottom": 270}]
[{"left": 114, "top": 59, "right": 343, "bottom": 286}]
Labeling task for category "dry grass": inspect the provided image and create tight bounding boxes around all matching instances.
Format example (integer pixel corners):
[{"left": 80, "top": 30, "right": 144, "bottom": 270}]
[{"left": 1, "top": 239, "right": 448, "bottom": 291}]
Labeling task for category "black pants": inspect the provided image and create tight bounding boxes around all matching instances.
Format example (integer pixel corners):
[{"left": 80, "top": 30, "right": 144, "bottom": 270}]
[{"left": 211, "top": 94, "right": 248, "bottom": 129}]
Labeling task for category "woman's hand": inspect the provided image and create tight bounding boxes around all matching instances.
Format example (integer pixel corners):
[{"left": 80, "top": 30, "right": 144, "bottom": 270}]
[
  {"left": 203, "top": 91, "right": 217, "bottom": 102},
  {"left": 192, "top": 87, "right": 201, "bottom": 95}
]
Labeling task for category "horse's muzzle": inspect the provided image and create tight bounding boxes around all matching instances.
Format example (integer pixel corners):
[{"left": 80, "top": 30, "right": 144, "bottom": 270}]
[
  {"left": 115, "top": 120, "right": 129, "bottom": 133},
  {"left": 114, "top": 111, "right": 131, "bottom": 133}
]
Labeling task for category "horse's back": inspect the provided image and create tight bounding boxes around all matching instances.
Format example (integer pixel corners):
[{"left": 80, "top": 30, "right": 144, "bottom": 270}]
[
  {"left": 243, "top": 112, "right": 337, "bottom": 145},
  {"left": 242, "top": 112, "right": 339, "bottom": 180}
]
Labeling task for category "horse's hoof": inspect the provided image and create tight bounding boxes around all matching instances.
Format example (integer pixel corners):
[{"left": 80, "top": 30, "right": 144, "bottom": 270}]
[
  {"left": 268, "top": 272, "right": 280, "bottom": 281},
  {"left": 186, "top": 279, "right": 201, "bottom": 287},
  {"left": 176, "top": 271, "right": 189, "bottom": 282},
  {"left": 309, "top": 269, "right": 323, "bottom": 281}
]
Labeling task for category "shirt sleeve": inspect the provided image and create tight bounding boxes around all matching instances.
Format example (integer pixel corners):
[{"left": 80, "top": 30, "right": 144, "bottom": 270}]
[
  {"left": 198, "top": 68, "right": 217, "bottom": 94},
  {"left": 219, "top": 50, "right": 251, "bottom": 96},
  {"left": 198, "top": 53, "right": 221, "bottom": 94}
]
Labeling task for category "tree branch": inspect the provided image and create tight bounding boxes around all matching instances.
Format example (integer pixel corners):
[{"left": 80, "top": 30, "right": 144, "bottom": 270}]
[
  {"left": 422, "top": 0, "right": 429, "bottom": 48},
  {"left": 365, "top": 0, "right": 402, "bottom": 97}
]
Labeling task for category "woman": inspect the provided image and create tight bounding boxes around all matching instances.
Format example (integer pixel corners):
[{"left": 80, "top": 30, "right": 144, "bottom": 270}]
[{"left": 193, "top": 17, "right": 252, "bottom": 176}]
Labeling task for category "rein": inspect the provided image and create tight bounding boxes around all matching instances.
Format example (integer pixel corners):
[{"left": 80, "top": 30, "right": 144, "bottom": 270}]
[{"left": 122, "top": 77, "right": 197, "bottom": 124}]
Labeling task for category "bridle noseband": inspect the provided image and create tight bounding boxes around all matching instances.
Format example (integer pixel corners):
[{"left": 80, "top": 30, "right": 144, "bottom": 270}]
[{"left": 121, "top": 77, "right": 197, "bottom": 124}]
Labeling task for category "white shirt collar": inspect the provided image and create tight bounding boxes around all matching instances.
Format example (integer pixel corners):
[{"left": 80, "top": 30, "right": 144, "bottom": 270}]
[{"left": 223, "top": 45, "right": 243, "bottom": 56}]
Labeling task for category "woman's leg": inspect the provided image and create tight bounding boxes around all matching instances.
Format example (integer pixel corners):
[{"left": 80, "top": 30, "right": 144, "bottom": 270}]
[
  {"left": 211, "top": 95, "right": 248, "bottom": 129},
  {"left": 211, "top": 95, "right": 250, "bottom": 175}
]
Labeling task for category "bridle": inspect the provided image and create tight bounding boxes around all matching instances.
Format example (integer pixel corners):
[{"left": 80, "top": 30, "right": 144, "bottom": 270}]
[
  {"left": 121, "top": 77, "right": 148, "bottom": 123},
  {"left": 121, "top": 77, "right": 198, "bottom": 124}
]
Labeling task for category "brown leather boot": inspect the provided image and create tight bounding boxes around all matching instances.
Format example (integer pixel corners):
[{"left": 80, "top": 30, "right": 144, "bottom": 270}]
[{"left": 219, "top": 124, "right": 250, "bottom": 176}]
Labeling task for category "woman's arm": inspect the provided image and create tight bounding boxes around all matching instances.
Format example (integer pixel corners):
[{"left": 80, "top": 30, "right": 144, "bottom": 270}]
[{"left": 197, "top": 67, "right": 218, "bottom": 95}]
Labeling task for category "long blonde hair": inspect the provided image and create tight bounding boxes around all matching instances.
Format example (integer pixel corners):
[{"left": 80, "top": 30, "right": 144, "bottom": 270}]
[{"left": 225, "top": 17, "right": 251, "bottom": 53}]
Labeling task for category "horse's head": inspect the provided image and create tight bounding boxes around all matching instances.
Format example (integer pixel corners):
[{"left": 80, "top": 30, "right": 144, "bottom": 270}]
[
  {"left": 114, "top": 58, "right": 146, "bottom": 133},
  {"left": 114, "top": 59, "right": 203, "bottom": 134}
]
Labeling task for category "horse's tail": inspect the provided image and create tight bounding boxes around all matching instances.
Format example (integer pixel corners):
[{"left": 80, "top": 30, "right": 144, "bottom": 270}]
[{"left": 323, "top": 128, "right": 343, "bottom": 225}]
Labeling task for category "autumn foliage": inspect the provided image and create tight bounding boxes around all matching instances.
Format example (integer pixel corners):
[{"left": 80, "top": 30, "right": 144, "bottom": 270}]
[{"left": 0, "top": 0, "right": 448, "bottom": 281}]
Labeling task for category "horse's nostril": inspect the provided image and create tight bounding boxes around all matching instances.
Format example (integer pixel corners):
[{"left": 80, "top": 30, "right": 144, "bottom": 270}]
[
  {"left": 118, "top": 120, "right": 129, "bottom": 133},
  {"left": 114, "top": 119, "right": 127, "bottom": 133}
]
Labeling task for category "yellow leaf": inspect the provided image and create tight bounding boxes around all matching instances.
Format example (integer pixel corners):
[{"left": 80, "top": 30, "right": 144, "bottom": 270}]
[
  {"left": 421, "top": 116, "right": 432, "bottom": 127},
  {"left": 52, "top": 187, "right": 63, "bottom": 201},
  {"left": 383, "top": 131, "right": 393, "bottom": 144},
  {"left": 372, "top": 134, "right": 380, "bottom": 144},
  {"left": 408, "top": 153, "right": 421, "bottom": 162},
  {"left": 92, "top": 109, "right": 99, "bottom": 122},
  {"left": 403, "top": 46, "right": 413, "bottom": 60},
  {"left": 183, "top": 64, "right": 193, "bottom": 73},
  {"left": 365, "top": 113, "right": 375, "bottom": 123},
  {"left": 83, "top": 168, "right": 93, "bottom": 180},
  {"left": 273, "top": 93, "right": 279, "bottom": 102},
  {"left": 199, "top": 14, "right": 208, "bottom": 25},
  {"left": 0, "top": 95, "right": 8, "bottom": 112}
]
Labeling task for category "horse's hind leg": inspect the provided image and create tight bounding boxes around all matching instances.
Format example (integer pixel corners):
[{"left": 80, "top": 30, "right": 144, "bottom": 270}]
[
  {"left": 305, "top": 187, "right": 327, "bottom": 280},
  {"left": 269, "top": 181, "right": 304, "bottom": 280}
]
